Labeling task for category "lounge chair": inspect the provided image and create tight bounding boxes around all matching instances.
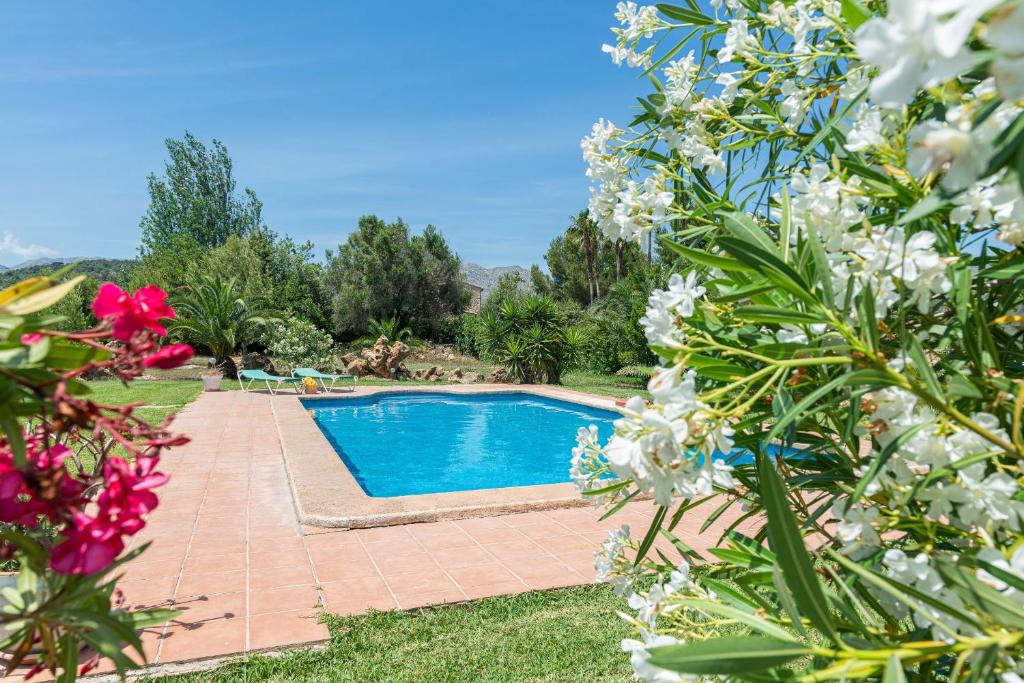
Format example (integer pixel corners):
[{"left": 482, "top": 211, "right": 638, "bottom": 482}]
[
  {"left": 293, "top": 367, "right": 357, "bottom": 392},
  {"left": 238, "top": 369, "right": 303, "bottom": 395}
]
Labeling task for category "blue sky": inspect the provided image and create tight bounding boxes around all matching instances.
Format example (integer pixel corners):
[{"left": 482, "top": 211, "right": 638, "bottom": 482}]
[{"left": 0, "top": 2, "right": 641, "bottom": 268}]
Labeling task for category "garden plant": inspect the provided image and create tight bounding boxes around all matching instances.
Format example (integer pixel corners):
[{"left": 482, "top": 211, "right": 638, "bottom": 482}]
[
  {"left": 571, "top": 0, "right": 1024, "bottom": 680},
  {"left": 0, "top": 274, "right": 192, "bottom": 679}
]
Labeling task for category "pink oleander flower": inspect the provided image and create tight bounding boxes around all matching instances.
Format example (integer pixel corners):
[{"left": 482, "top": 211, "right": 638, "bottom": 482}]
[
  {"left": 50, "top": 512, "right": 124, "bottom": 575},
  {"left": 96, "top": 456, "right": 167, "bottom": 535},
  {"left": 20, "top": 332, "right": 44, "bottom": 345},
  {"left": 91, "top": 283, "right": 175, "bottom": 341},
  {"left": 0, "top": 439, "right": 85, "bottom": 526},
  {"left": 143, "top": 343, "right": 194, "bottom": 369}
]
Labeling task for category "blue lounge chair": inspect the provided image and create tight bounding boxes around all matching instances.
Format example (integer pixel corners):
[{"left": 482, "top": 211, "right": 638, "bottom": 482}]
[
  {"left": 238, "top": 369, "right": 303, "bottom": 395},
  {"left": 293, "top": 367, "right": 357, "bottom": 392}
]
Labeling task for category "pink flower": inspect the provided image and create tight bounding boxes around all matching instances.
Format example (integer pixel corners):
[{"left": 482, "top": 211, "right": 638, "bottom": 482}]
[
  {"left": 0, "top": 439, "right": 84, "bottom": 526},
  {"left": 143, "top": 343, "right": 194, "bottom": 369},
  {"left": 97, "top": 456, "right": 167, "bottom": 533},
  {"left": 50, "top": 513, "right": 124, "bottom": 575},
  {"left": 91, "top": 283, "right": 175, "bottom": 341},
  {"left": 20, "top": 332, "right": 44, "bottom": 345}
]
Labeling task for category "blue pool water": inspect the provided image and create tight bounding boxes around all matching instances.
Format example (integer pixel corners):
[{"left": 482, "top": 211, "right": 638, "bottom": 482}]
[{"left": 302, "top": 392, "right": 619, "bottom": 497}]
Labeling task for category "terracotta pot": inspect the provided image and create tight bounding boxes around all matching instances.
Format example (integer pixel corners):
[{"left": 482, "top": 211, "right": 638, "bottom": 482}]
[{"left": 202, "top": 375, "right": 222, "bottom": 392}]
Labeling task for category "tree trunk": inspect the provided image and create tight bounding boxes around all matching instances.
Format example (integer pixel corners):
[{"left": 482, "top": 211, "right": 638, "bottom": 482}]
[
  {"left": 615, "top": 239, "right": 623, "bottom": 281},
  {"left": 584, "top": 231, "right": 599, "bottom": 303}
]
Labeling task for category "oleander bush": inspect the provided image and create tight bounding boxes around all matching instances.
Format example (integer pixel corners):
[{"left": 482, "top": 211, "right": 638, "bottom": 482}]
[
  {"left": 0, "top": 274, "right": 192, "bottom": 679},
  {"left": 268, "top": 318, "right": 337, "bottom": 372},
  {"left": 571, "top": 1, "right": 1024, "bottom": 680}
]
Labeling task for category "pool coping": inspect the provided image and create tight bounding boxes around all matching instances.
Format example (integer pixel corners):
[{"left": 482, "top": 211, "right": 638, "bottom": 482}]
[{"left": 270, "top": 384, "right": 623, "bottom": 528}]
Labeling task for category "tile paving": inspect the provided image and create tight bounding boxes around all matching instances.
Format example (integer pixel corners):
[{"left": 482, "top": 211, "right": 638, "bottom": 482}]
[{"left": 89, "top": 390, "right": 748, "bottom": 673}]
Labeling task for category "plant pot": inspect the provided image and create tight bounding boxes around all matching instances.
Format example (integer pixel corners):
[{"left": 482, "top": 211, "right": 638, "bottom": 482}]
[{"left": 202, "top": 375, "right": 222, "bottom": 392}]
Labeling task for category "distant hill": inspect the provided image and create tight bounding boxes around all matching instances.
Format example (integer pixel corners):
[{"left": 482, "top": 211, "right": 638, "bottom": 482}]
[
  {"left": 460, "top": 263, "right": 530, "bottom": 301},
  {"left": 0, "top": 258, "right": 133, "bottom": 288}
]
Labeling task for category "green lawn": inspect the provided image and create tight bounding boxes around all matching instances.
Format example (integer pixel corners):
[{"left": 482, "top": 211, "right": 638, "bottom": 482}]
[
  {"left": 82, "top": 379, "right": 202, "bottom": 423},
  {"left": 149, "top": 585, "right": 634, "bottom": 683},
  {"left": 560, "top": 371, "right": 647, "bottom": 401}
]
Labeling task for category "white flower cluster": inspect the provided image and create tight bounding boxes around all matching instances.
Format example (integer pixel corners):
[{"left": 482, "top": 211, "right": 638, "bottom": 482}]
[
  {"left": 606, "top": 366, "right": 735, "bottom": 507},
  {"left": 853, "top": 0, "right": 1012, "bottom": 106},
  {"left": 593, "top": 524, "right": 638, "bottom": 596},
  {"left": 856, "top": 386, "right": 1022, "bottom": 534},
  {"left": 580, "top": 115, "right": 677, "bottom": 242},
  {"left": 619, "top": 562, "right": 711, "bottom": 683},
  {"left": 639, "top": 272, "right": 704, "bottom": 349},
  {"left": 602, "top": 2, "right": 662, "bottom": 68}
]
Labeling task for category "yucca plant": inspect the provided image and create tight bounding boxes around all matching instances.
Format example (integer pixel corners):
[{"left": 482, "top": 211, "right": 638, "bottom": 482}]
[{"left": 170, "top": 274, "right": 277, "bottom": 377}]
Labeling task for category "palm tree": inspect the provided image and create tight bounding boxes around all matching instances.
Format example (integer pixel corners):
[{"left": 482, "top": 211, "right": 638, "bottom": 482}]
[
  {"left": 566, "top": 210, "right": 601, "bottom": 303},
  {"left": 170, "top": 274, "right": 277, "bottom": 378}
]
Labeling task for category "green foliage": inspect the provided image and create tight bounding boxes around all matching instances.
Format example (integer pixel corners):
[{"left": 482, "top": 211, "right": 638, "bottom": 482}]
[
  {"left": 480, "top": 272, "right": 528, "bottom": 316},
  {"left": 544, "top": 212, "right": 645, "bottom": 308},
  {"left": 477, "top": 294, "right": 582, "bottom": 384},
  {"left": 368, "top": 316, "right": 412, "bottom": 342},
  {"left": 139, "top": 132, "right": 263, "bottom": 256},
  {"left": 452, "top": 314, "right": 485, "bottom": 358},
  {"left": 325, "top": 216, "right": 468, "bottom": 340},
  {"left": 169, "top": 274, "right": 277, "bottom": 377},
  {"left": 268, "top": 318, "right": 336, "bottom": 372},
  {"left": 134, "top": 132, "right": 265, "bottom": 292},
  {"left": 196, "top": 231, "right": 332, "bottom": 331},
  {"left": 578, "top": 267, "right": 666, "bottom": 373}
]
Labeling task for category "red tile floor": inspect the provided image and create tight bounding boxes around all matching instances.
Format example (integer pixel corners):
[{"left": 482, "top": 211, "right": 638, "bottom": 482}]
[{"left": 99, "top": 391, "right": 743, "bottom": 673}]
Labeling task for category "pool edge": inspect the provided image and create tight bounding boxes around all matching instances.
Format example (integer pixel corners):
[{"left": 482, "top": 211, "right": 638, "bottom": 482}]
[{"left": 271, "top": 383, "right": 622, "bottom": 529}]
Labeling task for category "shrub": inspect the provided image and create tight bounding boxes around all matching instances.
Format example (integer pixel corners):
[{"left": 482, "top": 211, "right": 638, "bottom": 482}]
[
  {"left": 0, "top": 277, "right": 191, "bottom": 678},
  {"left": 268, "top": 318, "right": 336, "bottom": 372},
  {"left": 571, "top": 2, "right": 1024, "bottom": 681},
  {"left": 478, "top": 294, "right": 582, "bottom": 384}
]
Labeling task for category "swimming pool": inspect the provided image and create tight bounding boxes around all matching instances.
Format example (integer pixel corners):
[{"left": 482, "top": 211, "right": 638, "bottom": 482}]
[{"left": 302, "top": 392, "right": 619, "bottom": 497}]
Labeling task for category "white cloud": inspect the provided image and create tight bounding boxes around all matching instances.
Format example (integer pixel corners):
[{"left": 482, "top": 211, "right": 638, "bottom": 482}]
[{"left": 0, "top": 232, "right": 57, "bottom": 259}]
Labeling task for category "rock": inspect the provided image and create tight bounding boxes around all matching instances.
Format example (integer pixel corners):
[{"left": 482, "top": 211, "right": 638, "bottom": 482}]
[
  {"left": 449, "top": 367, "right": 464, "bottom": 381},
  {"left": 417, "top": 365, "right": 446, "bottom": 381},
  {"left": 348, "top": 336, "right": 413, "bottom": 380},
  {"left": 460, "top": 373, "right": 484, "bottom": 384},
  {"left": 242, "top": 351, "right": 275, "bottom": 373},
  {"left": 488, "top": 367, "right": 510, "bottom": 383},
  {"left": 345, "top": 358, "right": 370, "bottom": 377}
]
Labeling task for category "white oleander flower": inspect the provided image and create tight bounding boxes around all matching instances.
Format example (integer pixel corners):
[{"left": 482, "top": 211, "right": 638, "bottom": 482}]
[
  {"left": 719, "top": 18, "right": 757, "bottom": 63},
  {"left": 907, "top": 120, "right": 989, "bottom": 191},
  {"left": 833, "top": 499, "right": 882, "bottom": 558},
  {"left": 621, "top": 632, "right": 688, "bottom": 683},
  {"left": 984, "top": 2, "right": 1024, "bottom": 100},
  {"left": 845, "top": 104, "right": 888, "bottom": 152},
  {"left": 978, "top": 546, "right": 1024, "bottom": 602},
  {"left": 715, "top": 71, "right": 742, "bottom": 105},
  {"left": 595, "top": 525, "right": 644, "bottom": 596},
  {"left": 854, "top": 0, "right": 1002, "bottom": 106}
]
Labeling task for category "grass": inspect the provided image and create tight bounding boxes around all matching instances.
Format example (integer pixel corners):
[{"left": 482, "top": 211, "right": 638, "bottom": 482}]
[
  {"left": 148, "top": 585, "right": 635, "bottom": 683},
  {"left": 560, "top": 371, "right": 648, "bottom": 401},
  {"left": 82, "top": 379, "right": 202, "bottom": 423}
]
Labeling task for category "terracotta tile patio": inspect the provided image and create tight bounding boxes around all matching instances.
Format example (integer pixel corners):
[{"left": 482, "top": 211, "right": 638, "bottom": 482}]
[{"left": 92, "top": 390, "right": 748, "bottom": 673}]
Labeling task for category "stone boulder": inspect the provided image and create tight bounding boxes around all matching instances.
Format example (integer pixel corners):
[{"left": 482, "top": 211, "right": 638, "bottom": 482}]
[
  {"left": 460, "top": 373, "right": 485, "bottom": 384},
  {"left": 413, "top": 365, "right": 446, "bottom": 381},
  {"left": 488, "top": 367, "right": 510, "bottom": 383},
  {"left": 347, "top": 336, "right": 413, "bottom": 379},
  {"left": 448, "top": 367, "right": 464, "bottom": 381}
]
